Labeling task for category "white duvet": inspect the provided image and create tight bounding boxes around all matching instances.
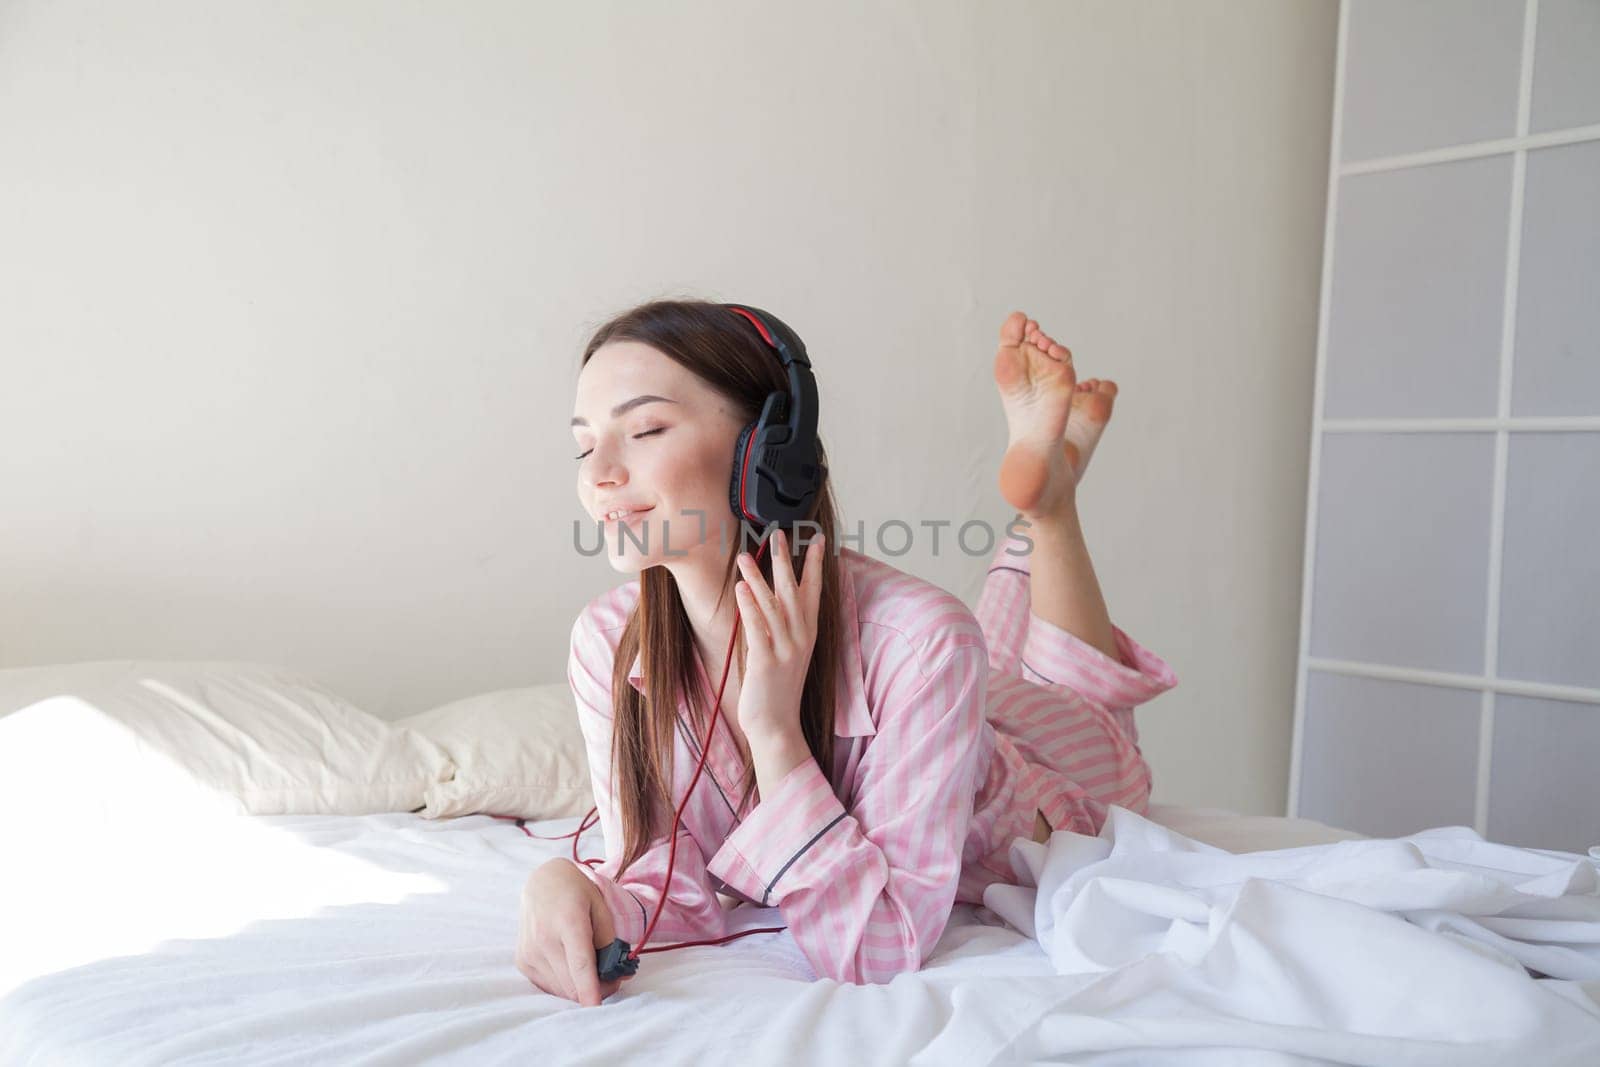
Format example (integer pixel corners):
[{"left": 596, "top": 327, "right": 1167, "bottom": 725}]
[
  {"left": 2, "top": 805, "right": 1597, "bottom": 1065},
  {"left": 972, "top": 807, "right": 1600, "bottom": 1066}
]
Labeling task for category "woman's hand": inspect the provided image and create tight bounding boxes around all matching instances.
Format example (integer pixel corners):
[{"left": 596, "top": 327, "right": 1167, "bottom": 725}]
[
  {"left": 733, "top": 528, "right": 826, "bottom": 745},
  {"left": 514, "top": 857, "right": 628, "bottom": 1006}
]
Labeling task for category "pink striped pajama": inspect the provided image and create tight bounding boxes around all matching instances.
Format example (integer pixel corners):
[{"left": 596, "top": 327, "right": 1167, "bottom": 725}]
[{"left": 567, "top": 529, "right": 1178, "bottom": 985}]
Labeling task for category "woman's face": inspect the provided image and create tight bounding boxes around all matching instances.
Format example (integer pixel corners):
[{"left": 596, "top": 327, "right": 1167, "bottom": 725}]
[{"left": 572, "top": 340, "right": 748, "bottom": 573}]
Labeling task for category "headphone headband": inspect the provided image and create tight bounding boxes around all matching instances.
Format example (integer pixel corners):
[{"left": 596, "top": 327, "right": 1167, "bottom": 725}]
[{"left": 724, "top": 305, "right": 812, "bottom": 370}]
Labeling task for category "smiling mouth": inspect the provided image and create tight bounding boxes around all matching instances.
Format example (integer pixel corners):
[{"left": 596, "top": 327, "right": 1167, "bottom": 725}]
[{"left": 603, "top": 506, "right": 655, "bottom": 524}]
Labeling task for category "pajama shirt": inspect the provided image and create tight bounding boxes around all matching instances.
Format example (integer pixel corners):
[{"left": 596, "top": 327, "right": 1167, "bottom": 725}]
[{"left": 567, "top": 529, "right": 1178, "bottom": 985}]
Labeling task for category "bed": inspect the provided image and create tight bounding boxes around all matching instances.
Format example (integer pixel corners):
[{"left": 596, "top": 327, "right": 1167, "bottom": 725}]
[{"left": 2, "top": 661, "right": 1596, "bottom": 1065}]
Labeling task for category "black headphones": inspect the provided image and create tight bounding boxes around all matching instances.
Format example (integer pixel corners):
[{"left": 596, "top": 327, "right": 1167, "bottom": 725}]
[{"left": 722, "top": 304, "right": 827, "bottom": 529}]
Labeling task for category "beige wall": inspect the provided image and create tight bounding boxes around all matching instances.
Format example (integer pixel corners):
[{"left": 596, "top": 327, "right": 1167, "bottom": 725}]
[{"left": 0, "top": 1, "right": 1338, "bottom": 815}]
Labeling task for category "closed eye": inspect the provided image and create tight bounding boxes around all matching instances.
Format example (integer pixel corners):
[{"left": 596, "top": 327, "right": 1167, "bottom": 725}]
[{"left": 574, "top": 427, "right": 666, "bottom": 461}]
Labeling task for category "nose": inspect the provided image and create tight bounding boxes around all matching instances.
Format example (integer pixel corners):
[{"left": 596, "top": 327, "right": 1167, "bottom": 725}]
[{"left": 580, "top": 439, "right": 627, "bottom": 494}]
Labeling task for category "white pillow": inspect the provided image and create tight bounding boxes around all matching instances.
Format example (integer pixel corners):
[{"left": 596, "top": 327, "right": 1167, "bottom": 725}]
[
  {"left": 0, "top": 660, "right": 453, "bottom": 821},
  {"left": 397, "top": 684, "right": 594, "bottom": 821}
]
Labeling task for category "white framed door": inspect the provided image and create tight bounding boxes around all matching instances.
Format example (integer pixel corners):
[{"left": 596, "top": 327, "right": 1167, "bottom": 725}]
[{"left": 1289, "top": 0, "right": 1600, "bottom": 851}]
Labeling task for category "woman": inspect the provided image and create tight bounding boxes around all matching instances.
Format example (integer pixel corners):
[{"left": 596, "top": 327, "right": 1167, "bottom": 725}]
[{"left": 516, "top": 300, "right": 1177, "bottom": 1005}]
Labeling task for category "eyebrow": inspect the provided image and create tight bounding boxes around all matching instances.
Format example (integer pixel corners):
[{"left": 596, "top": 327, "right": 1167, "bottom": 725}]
[{"left": 570, "top": 394, "right": 679, "bottom": 428}]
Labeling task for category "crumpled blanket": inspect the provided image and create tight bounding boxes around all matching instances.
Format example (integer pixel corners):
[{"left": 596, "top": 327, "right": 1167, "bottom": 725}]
[{"left": 971, "top": 806, "right": 1600, "bottom": 1066}]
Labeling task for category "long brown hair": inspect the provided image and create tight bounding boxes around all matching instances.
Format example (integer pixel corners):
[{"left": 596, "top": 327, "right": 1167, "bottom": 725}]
[{"left": 580, "top": 299, "right": 845, "bottom": 878}]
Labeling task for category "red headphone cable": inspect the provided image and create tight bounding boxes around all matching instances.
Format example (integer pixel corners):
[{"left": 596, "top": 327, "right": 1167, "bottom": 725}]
[
  {"left": 623, "top": 535, "right": 790, "bottom": 964},
  {"left": 502, "top": 539, "right": 789, "bottom": 975}
]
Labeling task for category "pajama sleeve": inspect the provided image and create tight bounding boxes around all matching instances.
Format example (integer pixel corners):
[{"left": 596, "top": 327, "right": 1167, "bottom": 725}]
[
  {"left": 988, "top": 527, "right": 1178, "bottom": 733},
  {"left": 567, "top": 617, "right": 729, "bottom": 948},
  {"left": 704, "top": 638, "right": 990, "bottom": 985},
  {"left": 1019, "top": 615, "right": 1177, "bottom": 714},
  {"left": 1019, "top": 613, "right": 1177, "bottom": 750}
]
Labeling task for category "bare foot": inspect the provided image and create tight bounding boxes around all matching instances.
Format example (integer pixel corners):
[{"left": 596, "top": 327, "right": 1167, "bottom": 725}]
[
  {"left": 993, "top": 312, "right": 1117, "bottom": 516},
  {"left": 1064, "top": 376, "right": 1118, "bottom": 484},
  {"left": 994, "top": 311, "right": 1076, "bottom": 516}
]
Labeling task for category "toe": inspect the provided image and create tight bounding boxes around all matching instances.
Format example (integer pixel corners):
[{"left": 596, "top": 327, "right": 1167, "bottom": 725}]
[
  {"left": 1025, "top": 338, "right": 1075, "bottom": 391},
  {"left": 1000, "top": 311, "right": 1026, "bottom": 346},
  {"left": 1020, "top": 338, "right": 1048, "bottom": 373}
]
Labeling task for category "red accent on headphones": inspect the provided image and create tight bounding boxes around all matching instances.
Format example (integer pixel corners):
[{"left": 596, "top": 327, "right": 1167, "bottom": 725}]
[
  {"left": 736, "top": 418, "right": 761, "bottom": 521},
  {"left": 725, "top": 305, "right": 776, "bottom": 347}
]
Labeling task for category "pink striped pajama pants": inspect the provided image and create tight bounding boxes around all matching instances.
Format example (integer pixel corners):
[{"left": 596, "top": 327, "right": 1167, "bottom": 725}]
[{"left": 973, "top": 530, "right": 1161, "bottom": 839}]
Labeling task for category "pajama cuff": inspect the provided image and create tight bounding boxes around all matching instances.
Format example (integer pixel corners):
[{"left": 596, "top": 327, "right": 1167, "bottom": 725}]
[
  {"left": 706, "top": 757, "right": 847, "bottom": 907},
  {"left": 1021, "top": 616, "right": 1178, "bottom": 709},
  {"left": 990, "top": 529, "right": 1036, "bottom": 575},
  {"left": 575, "top": 862, "right": 649, "bottom": 947}
]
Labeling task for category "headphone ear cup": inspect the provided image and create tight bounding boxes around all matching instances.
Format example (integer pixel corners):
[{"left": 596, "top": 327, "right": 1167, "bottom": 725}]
[{"left": 729, "top": 421, "right": 758, "bottom": 524}]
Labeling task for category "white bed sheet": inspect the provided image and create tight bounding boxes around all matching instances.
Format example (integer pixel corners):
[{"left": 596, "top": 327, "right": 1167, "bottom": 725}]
[{"left": 0, "top": 803, "right": 1589, "bottom": 1066}]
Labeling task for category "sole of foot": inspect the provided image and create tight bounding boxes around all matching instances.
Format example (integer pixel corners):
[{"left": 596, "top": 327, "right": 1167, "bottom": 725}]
[{"left": 993, "top": 311, "right": 1117, "bottom": 516}]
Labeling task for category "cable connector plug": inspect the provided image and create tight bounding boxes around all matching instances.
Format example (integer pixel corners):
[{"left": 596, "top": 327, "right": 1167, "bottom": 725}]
[{"left": 595, "top": 938, "right": 639, "bottom": 982}]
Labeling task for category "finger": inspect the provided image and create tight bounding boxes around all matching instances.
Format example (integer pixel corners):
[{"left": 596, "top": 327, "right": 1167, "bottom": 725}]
[
  {"left": 801, "top": 533, "right": 825, "bottom": 626},
  {"left": 561, "top": 926, "right": 603, "bottom": 1007},
  {"left": 735, "top": 554, "right": 787, "bottom": 650},
  {"left": 534, "top": 946, "right": 574, "bottom": 1001},
  {"left": 515, "top": 953, "right": 542, "bottom": 989},
  {"left": 735, "top": 581, "right": 774, "bottom": 657},
  {"left": 768, "top": 529, "right": 801, "bottom": 626},
  {"left": 517, "top": 925, "right": 562, "bottom": 997}
]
